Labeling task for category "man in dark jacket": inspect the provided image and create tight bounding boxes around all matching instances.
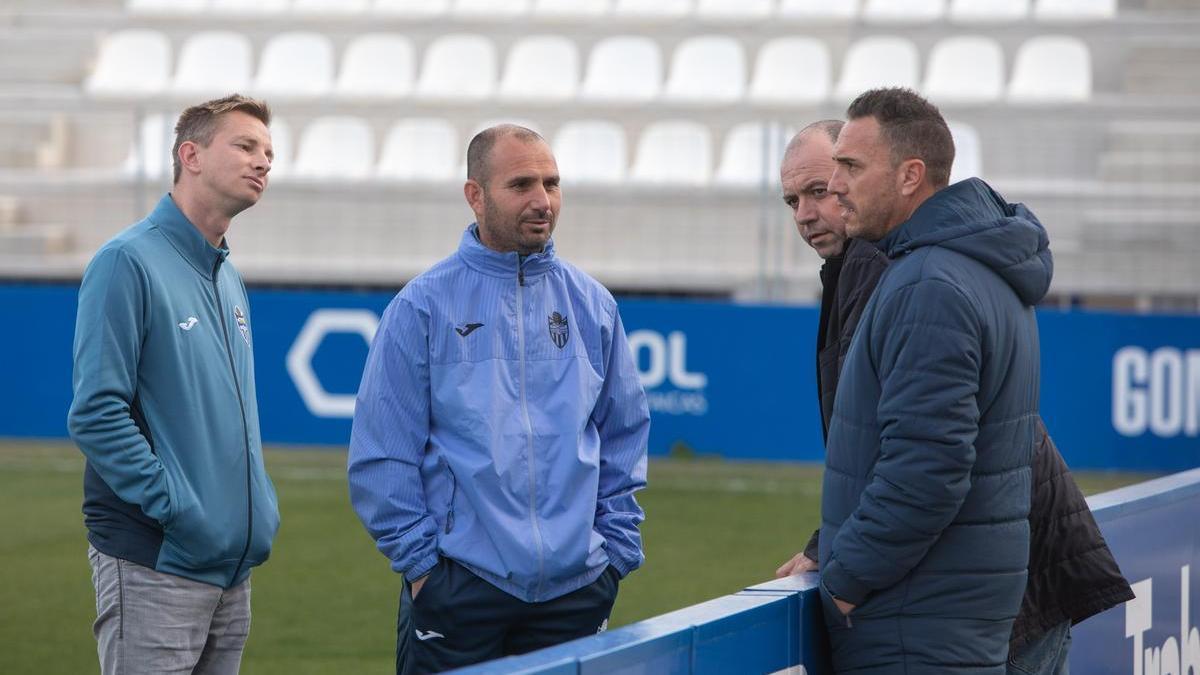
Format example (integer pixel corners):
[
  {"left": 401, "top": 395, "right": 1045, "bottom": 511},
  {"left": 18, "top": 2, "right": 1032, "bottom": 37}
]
[
  {"left": 812, "top": 87, "right": 1044, "bottom": 673},
  {"left": 774, "top": 116, "right": 1132, "bottom": 673}
]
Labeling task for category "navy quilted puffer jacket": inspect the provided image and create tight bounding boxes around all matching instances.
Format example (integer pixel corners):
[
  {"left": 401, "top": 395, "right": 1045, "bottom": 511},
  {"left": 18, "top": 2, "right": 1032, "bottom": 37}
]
[{"left": 819, "top": 178, "right": 1054, "bottom": 674}]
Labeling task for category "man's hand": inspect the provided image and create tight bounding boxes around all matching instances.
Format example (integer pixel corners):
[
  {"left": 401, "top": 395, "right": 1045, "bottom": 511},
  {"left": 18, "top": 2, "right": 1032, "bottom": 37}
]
[
  {"left": 410, "top": 574, "right": 428, "bottom": 599},
  {"left": 834, "top": 597, "right": 856, "bottom": 615},
  {"left": 775, "top": 551, "right": 818, "bottom": 578}
]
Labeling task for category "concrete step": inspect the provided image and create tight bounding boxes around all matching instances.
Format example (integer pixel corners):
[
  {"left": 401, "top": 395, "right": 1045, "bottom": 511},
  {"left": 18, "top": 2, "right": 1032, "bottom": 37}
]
[
  {"left": 1146, "top": 0, "right": 1200, "bottom": 11},
  {"left": 0, "top": 224, "right": 73, "bottom": 255},
  {"left": 1099, "top": 151, "right": 1200, "bottom": 181},
  {"left": 1107, "top": 120, "right": 1200, "bottom": 152},
  {"left": 1122, "top": 46, "right": 1200, "bottom": 95}
]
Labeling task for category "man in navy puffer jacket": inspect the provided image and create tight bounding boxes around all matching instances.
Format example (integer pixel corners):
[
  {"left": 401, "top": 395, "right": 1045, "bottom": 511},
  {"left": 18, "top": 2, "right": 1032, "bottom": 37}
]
[{"left": 819, "top": 88, "right": 1053, "bottom": 674}]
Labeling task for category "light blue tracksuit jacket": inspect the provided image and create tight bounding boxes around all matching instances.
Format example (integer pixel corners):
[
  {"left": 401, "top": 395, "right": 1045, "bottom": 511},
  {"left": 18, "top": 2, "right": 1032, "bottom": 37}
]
[{"left": 348, "top": 224, "right": 650, "bottom": 603}]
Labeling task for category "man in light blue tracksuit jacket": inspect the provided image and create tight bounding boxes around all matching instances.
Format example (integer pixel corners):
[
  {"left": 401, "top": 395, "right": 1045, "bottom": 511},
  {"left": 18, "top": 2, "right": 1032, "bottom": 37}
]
[
  {"left": 68, "top": 95, "right": 280, "bottom": 675},
  {"left": 349, "top": 124, "right": 650, "bottom": 674}
]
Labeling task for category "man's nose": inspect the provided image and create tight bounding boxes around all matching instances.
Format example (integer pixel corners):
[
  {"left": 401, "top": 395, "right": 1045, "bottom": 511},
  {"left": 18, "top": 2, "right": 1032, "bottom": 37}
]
[
  {"left": 794, "top": 198, "right": 818, "bottom": 227},
  {"left": 828, "top": 167, "right": 847, "bottom": 196},
  {"left": 253, "top": 149, "right": 271, "bottom": 174}
]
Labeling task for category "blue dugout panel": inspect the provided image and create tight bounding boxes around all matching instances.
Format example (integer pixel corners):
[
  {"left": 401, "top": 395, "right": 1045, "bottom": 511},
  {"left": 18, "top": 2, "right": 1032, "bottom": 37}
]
[
  {"left": 451, "top": 468, "right": 1200, "bottom": 674},
  {"left": 2, "top": 282, "right": 1199, "bottom": 471}
]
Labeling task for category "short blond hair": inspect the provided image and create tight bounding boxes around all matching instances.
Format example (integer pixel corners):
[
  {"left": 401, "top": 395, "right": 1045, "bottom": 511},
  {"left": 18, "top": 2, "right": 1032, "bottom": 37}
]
[{"left": 171, "top": 94, "right": 271, "bottom": 184}]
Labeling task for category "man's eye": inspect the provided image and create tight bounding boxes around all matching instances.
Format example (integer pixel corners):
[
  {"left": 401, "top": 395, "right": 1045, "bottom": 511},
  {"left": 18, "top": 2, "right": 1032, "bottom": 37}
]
[{"left": 812, "top": 189, "right": 827, "bottom": 198}]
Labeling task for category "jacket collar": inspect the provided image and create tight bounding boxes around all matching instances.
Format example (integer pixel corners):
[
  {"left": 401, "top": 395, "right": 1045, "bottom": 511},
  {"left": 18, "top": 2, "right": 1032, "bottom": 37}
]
[
  {"left": 149, "top": 194, "right": 229, "bottom": 279},
  {"left": 456, "top": 223, "right": 558, "bottom": 280},
  {"left": 874, "top": 178, "right": 1053, "bottom": 305}
]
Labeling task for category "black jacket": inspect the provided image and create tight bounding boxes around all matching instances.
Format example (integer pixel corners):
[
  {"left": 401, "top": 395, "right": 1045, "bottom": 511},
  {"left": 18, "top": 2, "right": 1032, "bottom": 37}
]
[{"left": 808, "top": 228, "right": 1132, "bottom": 654}]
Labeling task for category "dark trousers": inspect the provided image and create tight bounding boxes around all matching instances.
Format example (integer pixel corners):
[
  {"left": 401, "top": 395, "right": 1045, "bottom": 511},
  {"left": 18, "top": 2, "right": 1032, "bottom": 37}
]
[{"left": 396, "top": 558, "right": 620, "bottom": 674}]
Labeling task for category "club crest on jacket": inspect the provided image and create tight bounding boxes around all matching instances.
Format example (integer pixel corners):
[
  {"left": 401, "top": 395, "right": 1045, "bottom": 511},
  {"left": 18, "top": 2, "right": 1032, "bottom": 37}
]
[{"left": 548, "top": 312, "right": 569, "bottom": 349}]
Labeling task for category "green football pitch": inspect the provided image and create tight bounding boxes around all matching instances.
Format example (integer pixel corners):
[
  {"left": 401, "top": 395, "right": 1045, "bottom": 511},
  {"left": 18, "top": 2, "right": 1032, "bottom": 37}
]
[{"left": 0, "top": 441, "right": 1155, "bottom": 674}]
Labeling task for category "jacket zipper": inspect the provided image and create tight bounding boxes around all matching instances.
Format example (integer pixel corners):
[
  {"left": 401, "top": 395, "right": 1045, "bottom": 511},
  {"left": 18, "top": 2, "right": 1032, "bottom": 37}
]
[
  {"left": 515, "top": 256, "right": 545, "bottom": 597},
  {"left": 444, "top": 459, "right": 457, "bottom": 534},
  {"left": 213, "top": 256, "right": 254, "bottom": 587}
]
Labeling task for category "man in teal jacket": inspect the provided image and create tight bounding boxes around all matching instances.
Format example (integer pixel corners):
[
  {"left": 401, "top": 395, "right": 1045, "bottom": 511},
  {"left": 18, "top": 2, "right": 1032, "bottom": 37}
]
[{"left": 68, "top": 94, "right": 280, "bottom": 675}]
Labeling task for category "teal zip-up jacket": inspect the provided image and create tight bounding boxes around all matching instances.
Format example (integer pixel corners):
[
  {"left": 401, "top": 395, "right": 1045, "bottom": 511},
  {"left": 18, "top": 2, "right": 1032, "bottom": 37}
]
[{"left": 68, "top": 194, "right": 280, "bottom": 589}]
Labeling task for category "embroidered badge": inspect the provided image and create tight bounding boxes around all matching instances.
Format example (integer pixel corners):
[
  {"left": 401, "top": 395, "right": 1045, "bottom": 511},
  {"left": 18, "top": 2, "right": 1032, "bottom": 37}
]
[
  {"left": 234, "top": 305, "right": 250, "bottom": 345},
  {"left": 548, "top": 311, "right": 569, "bottom": 349}
]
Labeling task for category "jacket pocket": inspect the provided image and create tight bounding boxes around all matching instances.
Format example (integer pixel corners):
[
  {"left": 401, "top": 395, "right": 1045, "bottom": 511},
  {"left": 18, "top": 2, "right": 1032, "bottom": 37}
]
[{"left": 242, "top": 461, "right": 280, "bottom": 568}]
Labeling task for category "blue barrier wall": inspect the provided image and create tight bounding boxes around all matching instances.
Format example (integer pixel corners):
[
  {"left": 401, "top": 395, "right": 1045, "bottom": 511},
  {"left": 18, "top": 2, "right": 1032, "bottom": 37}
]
[
  {"left": 3, "top": 282, "right": 1200, "bottom": 471},
  {"left": 446, "top": 468, "right": 1200, "bottom": 674}
]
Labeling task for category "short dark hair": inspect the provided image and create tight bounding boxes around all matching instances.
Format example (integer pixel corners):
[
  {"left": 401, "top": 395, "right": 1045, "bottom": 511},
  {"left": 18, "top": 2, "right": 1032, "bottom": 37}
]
[
  {"left": 846, "top": 88, "right": 954, "bottom": 188},
  {"left": 466, "top": 124, "right": 546, "bottom": 186},
  {"left": 172, "top": 94, "right": 271, "bottom": 184}
]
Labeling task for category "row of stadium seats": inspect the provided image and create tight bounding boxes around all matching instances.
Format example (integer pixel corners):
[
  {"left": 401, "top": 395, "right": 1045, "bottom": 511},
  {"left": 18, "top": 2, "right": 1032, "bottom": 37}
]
[
  {"left": 126, "top": 115, "right": 982, "bottom": 187},
  {"left": 126, "top": 0, "right": 1116, "bottom": 23},
  {"left": 88, "top": 31, "right": 1092, "bottom": 105}
]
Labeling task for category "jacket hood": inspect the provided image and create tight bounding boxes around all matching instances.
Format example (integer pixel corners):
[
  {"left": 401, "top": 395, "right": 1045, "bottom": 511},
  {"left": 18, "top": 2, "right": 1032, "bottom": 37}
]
[{"left": 878, "top": 178, "right": 1053, "bottom": 305}]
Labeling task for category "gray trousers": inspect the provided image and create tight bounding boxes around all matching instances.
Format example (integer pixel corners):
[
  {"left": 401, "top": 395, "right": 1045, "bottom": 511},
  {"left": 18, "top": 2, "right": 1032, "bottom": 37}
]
[{"left": 88, "top": 546, "right": 251, "bottom": 675}]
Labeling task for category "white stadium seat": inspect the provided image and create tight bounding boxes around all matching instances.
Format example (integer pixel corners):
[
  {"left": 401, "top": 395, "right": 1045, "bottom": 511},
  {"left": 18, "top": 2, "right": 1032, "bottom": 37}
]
[
  {"left": 334, "top": 34, "right": 415, "bottom": 100},
  {"left": 695, "top": 0, "right": 772, "bottom": 22},
  {"left": 292, "top": 0, "right": 369, "bottom": 13},
  {"left": 377, "top": 119, "right": 459, "bottom": 182},
  {"left": 209, "top": 0, "right": 290, "bottom": 14},
  {"left": 86, "top": 30, "right": 171, "bottom": 98},
  {"left": 126, "top": 0, "right": 205, "bottom": 13},
  {"left": 777, "top": 0, "right": 858, "bottom": 20},
  {"left": 553, "top": 120, "right": 628, "bottom": 185},
  {"left": 749, "top": 37, "right": 831, "bottom": 105},
  {"left": 923, "top": 36, "right": 1005, "bottom": 104},
  {"left": 861, "top": 0, "right": 944, "bottom": 22},
  {"left": 835, "top": 36, "right": 920, "bottom": 101},
  {"left": 613, "top": 0, "right": 691, "bottom": 20},
  {"left": 664, "top": 36, "right": 746, "bottom": 105},
  {"left": 254, "top": 32, "right": 335, "bottom": 98},
  {"left": 292, "top": 117, "right": 375, "bottom": 180},
  {"left": 373, "top": 0, "right": 450, "bottom": 16},
  {"left": 580, "top": 36, "right": 662, "bottom": 104},
  {"left": 123, "top": 113, "right": 173, "bottom": 180},
  {"left": 630, "top": 121, "right": 712, "bottom": 186},
  {"left": 453, "top": 0, "right": 530, "bottom": 18},
  {"left": 415, "top": 34, "right": 497, "bottom": 102},
  {"left": 715, "top": 122, "right": 793, "bottom": 188},
  {"left": 1008, "top": 35, "right": 1092, "bottom": 102},
  {"left": 948, "top": 0, "right": 1029, "bottom": 22},
  {"left": 532, "top": 0, "right": 609, "bottom": 18},
  {"left": 1034, "top": 0, "right": 1115, "bottom": 21},
  {"left": 498, "top": 36, "right": 579, "bottom": 104},
  {"left": 171, "top": 32, "right": 253, "bottom": 97},
  {"left": 948, "top": 120, "right": 983, "bottom": 184}
]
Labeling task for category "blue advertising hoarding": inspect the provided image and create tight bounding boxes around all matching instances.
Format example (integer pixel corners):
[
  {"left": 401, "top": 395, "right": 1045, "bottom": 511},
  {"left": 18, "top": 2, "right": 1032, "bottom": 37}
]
[{"left": 2, "top": 282, "right": 1198, "bottom": 472}]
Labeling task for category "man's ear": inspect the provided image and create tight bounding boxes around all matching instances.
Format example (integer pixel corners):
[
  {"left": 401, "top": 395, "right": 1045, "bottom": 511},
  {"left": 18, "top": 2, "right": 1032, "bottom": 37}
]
[
  {"left": 897, "top": 158, "right": 926, "bottom": 197},
  {"left": 177, "top": 140, "right": 202, "bottom": 178},
  {"left": 464, "top": 179, "right": 484, "bottom": 215}
]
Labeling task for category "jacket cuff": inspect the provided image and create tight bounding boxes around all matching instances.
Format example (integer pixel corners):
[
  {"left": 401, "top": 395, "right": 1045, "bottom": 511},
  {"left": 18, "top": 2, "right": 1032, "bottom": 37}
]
[
  {"left": 606, "top": 551, "right": 640, "bottom": 579},
  {"left": 821, "top": 558, "right": 871, "bottom": 606},
  {"left": 404, "top": 552, "right": 440, "bottom": 582}
]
